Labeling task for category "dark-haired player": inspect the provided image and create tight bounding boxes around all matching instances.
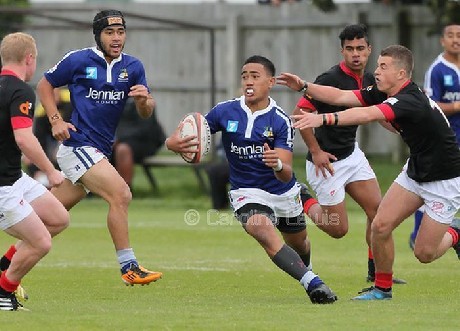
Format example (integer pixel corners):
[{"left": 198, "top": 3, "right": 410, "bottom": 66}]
[
  {"left": 32, "top": 10, "right": 161, "bottom": 285},
  {"left": 293, "top": 24, "right": 405, "bottom": 284},
  {"left": 278, "top": 45, "right": 460, "bottom": 300},
  {"left": 166, "top": 55, "right": 337, "bottom": 304}
]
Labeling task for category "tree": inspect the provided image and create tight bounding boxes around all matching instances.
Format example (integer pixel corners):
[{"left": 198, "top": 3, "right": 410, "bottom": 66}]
[{"left": 0, "top": 0, "right": 30, "bottom": 38}]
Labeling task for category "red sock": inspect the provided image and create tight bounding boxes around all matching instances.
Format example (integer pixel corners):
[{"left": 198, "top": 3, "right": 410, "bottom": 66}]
[
  {"left": 375, "top": 272, "right": 392, "bottom": 290},
  {"left": 4, "top": 245, "right": 16, "bottom": 261},
  {"left": 303, "top": 198, "right": 318, "bottom": 214},
  {"left": 0, "top": 271, "right": 20, "bottom": 293},
  {"left": 368, "top": 247, "right": 373, "bottom": 259},
  {"left": 448, "top": 227, "right": 459, "bottom": 246}
]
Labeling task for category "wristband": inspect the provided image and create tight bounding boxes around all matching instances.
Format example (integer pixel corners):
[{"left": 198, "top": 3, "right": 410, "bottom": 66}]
[
  {"left": 333, "top": 112, "right": 339, "bottom": 125},
  {"left": 297, "top": 81, "right": 308, "bottom": 93},
  {"left": 273, "top": 159, "right": 283, "bottom": 172},
  {"left": 49, "top": 113, "right": 61, "bottom": 123}
]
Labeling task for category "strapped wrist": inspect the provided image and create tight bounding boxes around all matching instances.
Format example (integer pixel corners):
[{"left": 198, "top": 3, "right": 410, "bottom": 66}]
[
  {"left": 273, "top": 159, "right": 283, "bottom": 172},
  {"left": 297, "top": 81, "right": 308, "bottom": 93}
]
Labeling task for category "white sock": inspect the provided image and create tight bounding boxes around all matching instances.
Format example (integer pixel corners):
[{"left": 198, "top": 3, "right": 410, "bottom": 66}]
[
  {"left": 300, "top": 270, "right": 318, "bottom": 289},
  {"left": 116, "top": 248, "right": 136, "bottom": 268}
]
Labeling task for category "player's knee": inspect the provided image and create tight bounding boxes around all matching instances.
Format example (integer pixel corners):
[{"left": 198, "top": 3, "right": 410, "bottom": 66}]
[
  {"left": 35, "top": 234, "right": 52, "bottom": 258},
  {"left": 329, "top": 229, "right": 348, "bottom": 239},
  {"left": 324, "top": 222, "right": 348, "bottom": 238},
  {"left": 371, "top": 218, "right": 391, "bottom": 238},
  {"left": 413, "top": 246, "right": 436, "bottom": 263}
]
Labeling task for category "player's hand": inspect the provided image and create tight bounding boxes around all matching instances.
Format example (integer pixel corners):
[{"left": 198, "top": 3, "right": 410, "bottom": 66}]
[
  {"left": 276, "top": 72, "right": 305, "bottom": 91},
  {"left": 291, "top": 110, "right": 322, "bottom": 129},
  {"left": 311, "top": 149, "right": 337, "bottom": 178},
  {"left": 165, "top": 124, "right": 199, "bottom": 153},
  {"left": 45, "top": 168, "right": 65, "bottom": 187},
  {"left": 51, "top": 120, "right": 76, "bottom": 141},
  {"left": 262, "top": 143, "right": 280, "bottom": 169},
  {"left": 128, "top": 84, "right": 149, "bottom": 102}
]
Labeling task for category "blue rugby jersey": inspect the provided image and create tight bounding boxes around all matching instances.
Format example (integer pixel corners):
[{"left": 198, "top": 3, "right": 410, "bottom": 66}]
[
  {"left": 424, "top": 54, "right": 460, "bottom": 144},
  {"left": 44, "top": 47, "right": 149, "bottom": 156},
  {"left": 205, "top": 96, "right": 297, "bottom": 195}
]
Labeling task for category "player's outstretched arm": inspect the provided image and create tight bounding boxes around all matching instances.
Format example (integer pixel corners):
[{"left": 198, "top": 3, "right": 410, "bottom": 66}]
[
  {"left": 276, "top": 72, "right": 361, "bottom": 107},
  {"left": 292, "top": 106, "right": 385, "bottom": 130}
]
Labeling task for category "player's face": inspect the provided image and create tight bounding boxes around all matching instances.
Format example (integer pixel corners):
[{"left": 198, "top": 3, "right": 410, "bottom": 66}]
[
  {"left": 441, "top": 25, "right": 460, "bottom": 57},
  {"left": 240, "top": 63, "right": 275, "bottom": 111},
  {"left": 100, "top": 26, "right": 126, "bottom": 60},
  {"left": 341, "top": 38, "right": 371, "bottom": 74},
  {"left": 374, "top": 56, "right": 401, "bottom": 94}
]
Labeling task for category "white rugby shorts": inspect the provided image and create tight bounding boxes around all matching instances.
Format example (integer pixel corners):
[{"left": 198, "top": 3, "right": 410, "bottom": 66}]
[
  {"left": 0, "top": 172, "right": 47, "bottom": 230},
  {"left": 395, "top": 166, "right": 460, "bottom": 224},
  {"left": 57, "top": 145, "right": 105, "bottom": 184},
  {"left": 306, "top": 143, "right": 376, "bottom": 206},
  {"left": 229, "top": 183, "right": 303, "bottom": 219}
]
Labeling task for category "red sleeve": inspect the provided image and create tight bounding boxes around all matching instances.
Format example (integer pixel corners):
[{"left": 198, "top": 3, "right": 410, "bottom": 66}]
[
  {"left": 296, "top": 96, "right": 316, "bottom": 110},
  {"left": 353, "top": 90, "right": 368, "bottom": 106},
  {"left": 376, "top": 104, "right": 395, "bottom": 121},
  {"left": 11, "top": 116, "right": 33, "bottom": 129}
]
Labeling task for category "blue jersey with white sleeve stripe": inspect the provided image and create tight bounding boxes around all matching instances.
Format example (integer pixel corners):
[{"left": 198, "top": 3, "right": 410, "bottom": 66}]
[
  {"left": 424, "top": 54, "right": 460, "bottom": 144},
  {"left": 44, "top": 47, "right": 149, "bottom": 156},
  {"left": 205, "top": 96, "right": 297, "bottom": 194}
]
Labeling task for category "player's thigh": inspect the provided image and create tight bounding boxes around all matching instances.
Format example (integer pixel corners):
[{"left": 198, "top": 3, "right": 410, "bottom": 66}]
[
  {"left": 345, "top": 178, "right": 381, "bottom": 219},
  {"left": 374, "top": 182, "right": 422, "bottom": 234},
  {"left": 319, "top": 201, "right": 349, "bottom": 230},
  {"left": 30, "top": 190, "right": 69, "bottom": 229},
  {"left": 51, "top": 178, "right": 87, "bottom": 210},
  {"left": 414, "top": 215, "right": 449, "bottom": 254},
  {"left": 80, "top": 158, "right": 130, "bottom": 202},
  {"left": 5, "top": 211, "right": 51, "bottom": 248}
]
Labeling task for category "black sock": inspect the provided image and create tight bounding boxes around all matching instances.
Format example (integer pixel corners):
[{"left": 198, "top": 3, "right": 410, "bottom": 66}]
[
  {"left": 271, "top": 244, "right": 308, "bottom": 281},
  {"left": 368, "top": 258, "right": 375, "bottom": 278},
  {"left": 376, "top": 286, "right": 392, "bottom": 292},
  {"left": 0, "top": 256, "right": 11, "bottom": 272}
]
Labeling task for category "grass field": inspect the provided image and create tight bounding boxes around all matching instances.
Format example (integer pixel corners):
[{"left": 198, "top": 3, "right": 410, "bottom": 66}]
[{"left": 0, "top": 156, "right": 458, "bottom": 330}]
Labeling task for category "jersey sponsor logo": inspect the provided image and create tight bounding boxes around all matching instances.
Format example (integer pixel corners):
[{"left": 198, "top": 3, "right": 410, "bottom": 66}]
[
  {"left": 85, "top": 87, "right": 125, "bottom": 104},
  {"left": 430, "top": 201, "right": 445, "bottom": 213},
  {"left": 19, "top": 101, "right": 32, "bottom": 115},
  {"left": 226, "top": 120, "right": 238, "bottom": 132},
  {"left": 442, "top": 91, "right": 460, "bottom": 102},
  {"left": 118, "top": 69, "right": 129, "bottom": 82},
  {"left": 86, "top": 67, "right": 97, "bottom": 79},
  {"left": 230, "top": 141, "right": 264, "bottom": 159},
  {"left": 443, "top": 74, "right": 453, "bottom": 87},
  {"left": 384, "top": 97, "right": 399, "bottom": 105}
]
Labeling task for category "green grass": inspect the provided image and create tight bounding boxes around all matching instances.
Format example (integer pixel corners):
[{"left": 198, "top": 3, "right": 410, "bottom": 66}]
[{"left": 0, "top": 156, "right": 458, "bottom": 330}]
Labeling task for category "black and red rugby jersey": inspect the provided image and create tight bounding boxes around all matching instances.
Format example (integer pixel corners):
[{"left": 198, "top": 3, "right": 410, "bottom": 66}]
[
  {"left": 0, "top": 70, "right": 35, "bottom": 186},
  {"left": 357, "top": 81, "right": 460, "bottom": 182},
  {"left": 299, "top": 62, "right": 375, "bottom": 161}
]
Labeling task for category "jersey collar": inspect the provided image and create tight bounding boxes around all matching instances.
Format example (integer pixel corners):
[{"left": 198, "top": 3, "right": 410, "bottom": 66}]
[
  {"left": 91, "top": 46, "right": 123, "bottom": 62},
  {"left": 240, "top": 96, "right": 276, "bottom": 117},
  {"left": 339, "top": 61, "right": 364, "bottom": 88},
  {"left": 0, "top": 69, "right": 19, "bottom": 78}
]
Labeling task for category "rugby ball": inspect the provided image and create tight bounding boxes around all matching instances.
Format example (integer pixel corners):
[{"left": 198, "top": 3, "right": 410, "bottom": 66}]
[{"left": 179, "top": 112, "right": 211, "bottom": 164}]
